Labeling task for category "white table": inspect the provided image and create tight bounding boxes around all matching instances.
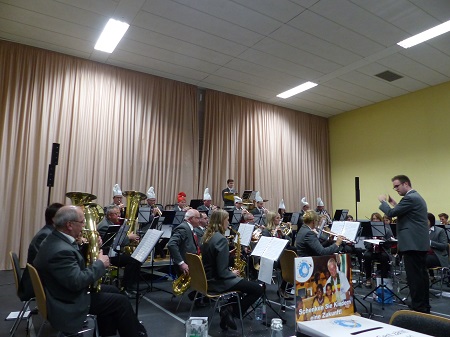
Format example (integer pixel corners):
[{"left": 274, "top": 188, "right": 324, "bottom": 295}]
[{"left": 296, "top": 314, "right": 432, "bottom": 337}]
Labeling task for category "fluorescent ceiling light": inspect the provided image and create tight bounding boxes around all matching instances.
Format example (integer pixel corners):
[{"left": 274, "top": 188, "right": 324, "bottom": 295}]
[
  {"left": 277, "top": 81, "right": 318, "bottom": 99},
  {"left": 397, "top": 19, "right": 450, "bottom": 49},
  {"left": 94, "top": 18, "right": 130, "bottom": 53}
]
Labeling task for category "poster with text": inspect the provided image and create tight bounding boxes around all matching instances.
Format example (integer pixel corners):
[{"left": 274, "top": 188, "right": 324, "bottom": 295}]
[{"left": 294, "top": 254, "right": 354, "bottom": 325}]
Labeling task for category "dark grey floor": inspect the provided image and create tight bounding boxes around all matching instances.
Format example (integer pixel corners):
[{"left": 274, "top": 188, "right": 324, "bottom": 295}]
[{"left": 2, "top": 265, "right": 450, "bottom": 337}]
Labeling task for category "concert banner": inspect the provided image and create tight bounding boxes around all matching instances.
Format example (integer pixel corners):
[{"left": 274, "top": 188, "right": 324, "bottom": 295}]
[{"left": 294, "top": 254, "right": 354, "bottom": 324}]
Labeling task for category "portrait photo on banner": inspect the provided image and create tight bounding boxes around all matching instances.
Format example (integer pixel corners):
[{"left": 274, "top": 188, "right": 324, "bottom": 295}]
[{"left": 294, "top": 254, "right": 354, "bottom": 323}]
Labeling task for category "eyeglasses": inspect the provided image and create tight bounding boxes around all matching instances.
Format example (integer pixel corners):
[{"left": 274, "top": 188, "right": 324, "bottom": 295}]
[
  {"left": 71, "top": 220, "right": 86, "bottom": 224},
  {"left": 393, "top": 183, "right": 403, "bottom": 190}
]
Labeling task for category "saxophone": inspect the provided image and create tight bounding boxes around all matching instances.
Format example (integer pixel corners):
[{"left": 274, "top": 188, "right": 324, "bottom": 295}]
[{"left": 232, "top": 229, "right": 246, "bottom": 278}]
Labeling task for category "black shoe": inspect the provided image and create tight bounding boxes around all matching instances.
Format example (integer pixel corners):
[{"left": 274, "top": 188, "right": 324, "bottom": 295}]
[
  {"left": 194, "top": 298, "right": 207, "bottom": 307},
  {"left": 188, "top": 291, "right": 197, "bottom": 301}
]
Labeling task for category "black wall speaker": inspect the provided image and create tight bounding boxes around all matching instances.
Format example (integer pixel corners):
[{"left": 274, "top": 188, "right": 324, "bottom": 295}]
[
  {"left": 47, "top": 164, "right": 56, "bottom": 187},
  {"left": 355, "top": 176, "right": 360, "bottom": 202},
  {"left": 51, "top": 143, "right": 60, "bottom": 165}
]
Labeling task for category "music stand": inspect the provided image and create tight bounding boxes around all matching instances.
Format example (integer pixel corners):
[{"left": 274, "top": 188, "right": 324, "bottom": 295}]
[
  {"left": 138, "top": 207, "right": 151, "bottom": 224},
  {"left": 131, "top": 229, "right": 164, "bottom": 315},
  {"left": 189, "top": 199, "right": 203, "bottom": 209},
  {"left": 100, "top": 225, "right": 121, "bottom": 253},
  {"left": 362, "top": 222, "right": 404, "bottom": 309},
  {"left": 333, "top": 209, "right": 349, "bottom": 221},
  {"left": 172, "top": 211, "right": 186, "bottom": 226},
  {"left": 107, "top": 223, "right": 130, "bottom": 289},
  {"left": 162, "top": 211, "right": 176, "bottom": 224}
]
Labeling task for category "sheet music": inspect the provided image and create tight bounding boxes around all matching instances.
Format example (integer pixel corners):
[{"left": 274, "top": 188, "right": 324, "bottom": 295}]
[
  {"left": 258, "top": 256, "right": 274, "bottom": 284},
  {"left": 251, "top": 236, "right": 288, "bottom": 261},
  {"left": 330, "top": 221, "right": 360, "bottom": 241},
  {"left": 161, "top": 225, "right": 172, "bottom": 238},
  {"left": 364, "top": 239, "right": 384, "bottom": 245},
  {"left": 234, "top": 223, "right": 254, "bottom": 246},
  {"left": 131, "top": 229, "right": 163, "bottom": 263}
]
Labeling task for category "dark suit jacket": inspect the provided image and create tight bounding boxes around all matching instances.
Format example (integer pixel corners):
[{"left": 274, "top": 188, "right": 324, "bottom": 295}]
[
  {"left": 167, "top": 221, "right": 198, "bottom": 265},
  {"left": 295, "top": 224, "right": 340, "bottom": 257},
  {"left": 251, "top": 207, "right": 264, "bottom": 216},
  {"left": 97, "top": 217, "right": 130, "bottom": 246},
  {"left": 201, "top": 232, "right": 241, "bottom": 293},
  {"left": 34, "top": 230, "right": 106, "bottom": 333},
  {"left": 197, "top": 204, "right": 211, "bottom": 213},
  {"left": 430, "top": 226, "right": 449, "bottom": 268},
  {"left": 19, "top": 224, "right": 54, "bottom": 300},
  {"left": 379, "top": 190, "right": 429, "bottom": 252}
]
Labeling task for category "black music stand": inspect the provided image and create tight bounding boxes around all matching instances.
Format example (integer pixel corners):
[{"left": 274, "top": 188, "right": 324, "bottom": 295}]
[
  {"left": 173, "top": 211, "right": 186, "bottom": 226},
  {"left": 333, "top": 209, "right": 349, "bottom": 221},
  {"left": 100, "top": 225, "right": 121, "bottom": 253},
  {"left": 362, "top": 223, "right": 405, "bottom": 310},
  {"left": 162, "top": 211, "right": 176, "bottom": 224},
  {"left": 131, "top": 229, "right": 164, "bottom": 316},
  {"left": 291, "top": 212, "right": 301, "bottom": 226},
  {"left": 107, "top": 223, "right": 130, "bottom": 289},
  {"left": 189, "top": 199, "right": 203, "bottom": 209},
  {"left": 228, "top": 210, "right": 242, "bottom": 231}
]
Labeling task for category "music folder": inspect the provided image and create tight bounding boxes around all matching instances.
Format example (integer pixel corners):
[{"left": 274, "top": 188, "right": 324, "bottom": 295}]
[{"left": 131, "top": 229, "right": 164, "bottom": 263}]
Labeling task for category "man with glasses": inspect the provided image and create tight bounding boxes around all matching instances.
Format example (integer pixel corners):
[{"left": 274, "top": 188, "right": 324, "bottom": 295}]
[
  {"left": 34, "top": 205, "right": 148, "bottom": 337},
  {"left": 97, "top": 205, "right": 142, "bottom": 296},
  {"left": 378, "top": 175, "right": 430, "bottom": 313},
  {"left": 168, "top": 209, "right": 202, "bottom": 276}
]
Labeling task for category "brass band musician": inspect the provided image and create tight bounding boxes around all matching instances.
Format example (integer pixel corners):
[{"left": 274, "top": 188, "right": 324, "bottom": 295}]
[
  {"left": 251, "top": 191, "right": 268, "bottom": 215},
  {"left": 109, "top": 183, "right": 126, "bottom": 218},
  {"left": 173, "top": 191, "right": 191, "bottom": 212},
  {"left": 197, "top": 188, "right": 217, "bottom": 213},
  {"left": 295, "top": 210, "right": 344, "bottom": 257},
  {"left": 201, "top": 209, "right": 263, "bottom": 331},
  {"left": 363, "top": 213, "right": 394, "bottom": 288}
]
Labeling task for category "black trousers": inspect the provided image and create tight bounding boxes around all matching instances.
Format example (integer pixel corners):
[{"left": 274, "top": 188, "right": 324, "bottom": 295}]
[
  {"left": 363, "top": 250, "right": 390, "bottom": 279},
  {"left": 90, "top": 285, "right": 145, "bottom": 337},
  {"left": 403, "top": 250, "right": 430, "bottom": 313},
  {"left": 110, "top": 254, "right": 142, "bottom": 290},
  {"left": 227, "top": 279, "right": 263, "bottom": 315}
]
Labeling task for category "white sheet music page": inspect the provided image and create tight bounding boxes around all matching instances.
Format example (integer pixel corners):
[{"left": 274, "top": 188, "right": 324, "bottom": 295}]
[
  {"left": 131, "top": 229, "right": 163, "bottom": 263},
  {"left": 331, "top": 221, "right": 360, "bottom": 241},
  {"left": 251, "top": 236, "right": 288, "bottom": 261},
  {"left": 234, "top": 223, "right": 254, "bottom": 246},
  {"left": 258, "top": 256, "right": 274, "bottom": 284},
  {"left": 161, "top": 225, "right": 172, "bottom": 238},
  {"left": 342, "top": 221, "right": 360, "bottom": 241}
]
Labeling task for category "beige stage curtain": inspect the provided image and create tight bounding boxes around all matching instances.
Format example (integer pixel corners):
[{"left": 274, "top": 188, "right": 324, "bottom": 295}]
[
  {"left": 199, "top": 89, "right": 331, "bottom": 213},
  {"left": 0, "top": 41, "right": 198, "bottom": 270}
]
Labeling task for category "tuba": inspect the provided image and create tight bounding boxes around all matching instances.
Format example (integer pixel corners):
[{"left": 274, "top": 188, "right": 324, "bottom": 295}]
[
  {"left": 172, "top": 273, "right": 191, "bottom": 296},
  {"left": 122, "top": 190, "right": 147, "bottom": 254},
  {"left": 66, "top": 192, "right": 102, "bottom": 291}
]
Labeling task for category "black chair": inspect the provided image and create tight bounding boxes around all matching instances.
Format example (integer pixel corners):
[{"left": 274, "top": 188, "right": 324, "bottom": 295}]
[
  {"left": 9, "top": 252, "right": 34, "bottom": 337},
  {"left": 389, "top": 309, "right": 450, "bottom": 337}
]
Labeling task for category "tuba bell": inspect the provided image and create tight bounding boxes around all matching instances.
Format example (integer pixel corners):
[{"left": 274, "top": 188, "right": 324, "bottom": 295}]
[
  {"left": 122, "top": 190, "right": 147, "bottom": 254},
  {"left": 66, "top": 192, "right": 102, "bottom": 291},
  {"left": 172, "top": 273, "right": 191, "bottom": 296}
]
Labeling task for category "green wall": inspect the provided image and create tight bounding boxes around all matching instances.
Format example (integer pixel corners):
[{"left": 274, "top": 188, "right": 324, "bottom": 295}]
[{"left": 329, "top": 80, "right": 450, "bottom": 220}]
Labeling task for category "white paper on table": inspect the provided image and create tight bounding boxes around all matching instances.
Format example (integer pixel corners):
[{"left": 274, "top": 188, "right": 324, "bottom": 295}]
[
  {"left": 257, "top": 256, "right": 274, "bottom": 284},
  {"left": 234, "top": 223, "right": 254, "bottom": 247}
]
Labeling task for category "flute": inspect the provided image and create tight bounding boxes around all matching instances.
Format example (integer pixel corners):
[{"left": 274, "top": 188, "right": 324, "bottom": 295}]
[{"left": 321, "top": 229, "right": 355, "bottom": 244}]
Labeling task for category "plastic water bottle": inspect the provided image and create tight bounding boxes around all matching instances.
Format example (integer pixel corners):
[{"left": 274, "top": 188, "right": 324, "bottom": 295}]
[
  {"left": 270, "top": 318, "right": 283, "bottom": 337},
  {"left": 262, "top": 303, "right": 267, "bottom": 321},
  {"left": 255, "top": 307, "right": 262, "bottom": 321}
]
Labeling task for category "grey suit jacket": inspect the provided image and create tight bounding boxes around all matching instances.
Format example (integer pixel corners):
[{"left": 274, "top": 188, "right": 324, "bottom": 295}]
[
  {"left": 19, "top": 224, "right": 54, "bottom": 300},
  {"left": 379, "top": 190, "right": 429, "bottom": 252},
  {"left": 34, "top": 230, "right": 106, "bottom": 333},
  {"left": 295, "top": 225, "right": 340, "bottom": 257},
  {"left": 97, "top": 217, "right": 130, "bottom": 246},
  {"left": 430, "top": 226, "right": 449, "bottom": 268},
  {"left": 167, "top": 221, "right": 198, "bottom": 265},
  {"left": 201, "top": 232, "right": 241, "bottom": 293}
]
